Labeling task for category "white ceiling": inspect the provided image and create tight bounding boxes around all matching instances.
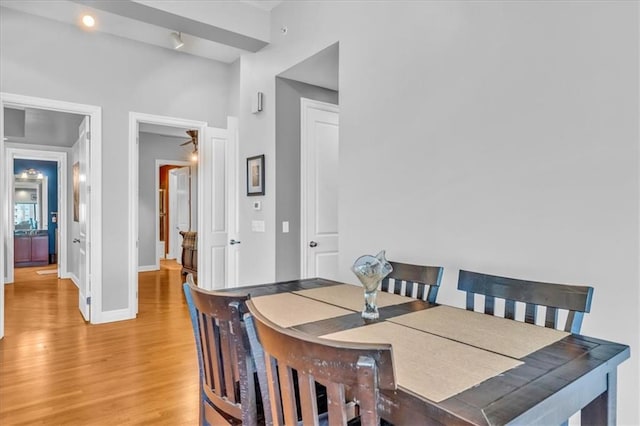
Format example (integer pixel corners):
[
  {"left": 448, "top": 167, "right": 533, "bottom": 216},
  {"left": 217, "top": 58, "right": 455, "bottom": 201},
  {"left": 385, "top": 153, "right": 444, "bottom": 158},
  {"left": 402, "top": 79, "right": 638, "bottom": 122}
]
[
  {"left": 1, "top": 0, "right": 282, "bottom": 63},
  {"left": 139, "top": 123, "right": 194, "bottom": 140},
  {"left": 2, "top": 1, "right": 340, "bottom": 148},
  {"left": 4, "top": 107, "right": 86, "bottom": 147},
  {"left": 279, "top": 43, "right": 339, "bottom": 91},
  {"left": 3, "top": 108, "right": 196, "bottom": 148}
]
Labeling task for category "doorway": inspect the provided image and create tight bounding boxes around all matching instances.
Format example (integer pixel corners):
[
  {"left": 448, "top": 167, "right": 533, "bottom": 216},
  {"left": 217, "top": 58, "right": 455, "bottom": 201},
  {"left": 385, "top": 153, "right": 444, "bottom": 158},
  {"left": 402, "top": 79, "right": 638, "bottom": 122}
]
[
  {"left": 158, "top": 161, "right": 191, "bottom": 266},
  {"left": 0, "top": 93, "right": 103, "bottom": 338},
  {"left": 12, "top": 158, "right": 60, "bottom": 272},
  {"left": 129, "top": 112, "right": 206, "bottom": 316},
  {"left": 274, "top": 43, "right": 340, "bottom": 282},
  {"left": 129, "top": 113, "right": 239, "bottom": 312},
  {"left": 167, "top": 165, "right": 191, "bottom": 263},
  {"left": 136, "top": 121, "right": 196, "bottom": 273}
]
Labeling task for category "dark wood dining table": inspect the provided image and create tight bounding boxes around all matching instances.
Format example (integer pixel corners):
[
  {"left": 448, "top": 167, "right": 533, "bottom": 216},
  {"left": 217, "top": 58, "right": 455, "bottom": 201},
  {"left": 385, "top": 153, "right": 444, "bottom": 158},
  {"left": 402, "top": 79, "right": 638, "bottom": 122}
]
[{"left": 225, "top": 278, "right": 630, "bottom": 426}]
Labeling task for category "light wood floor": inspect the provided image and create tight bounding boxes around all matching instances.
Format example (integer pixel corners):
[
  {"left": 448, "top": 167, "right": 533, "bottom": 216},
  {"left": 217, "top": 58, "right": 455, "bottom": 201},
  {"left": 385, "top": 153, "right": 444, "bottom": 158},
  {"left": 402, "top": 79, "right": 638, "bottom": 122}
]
[{"left": 0, "top": 261, "right": 199, "bottom": 425}]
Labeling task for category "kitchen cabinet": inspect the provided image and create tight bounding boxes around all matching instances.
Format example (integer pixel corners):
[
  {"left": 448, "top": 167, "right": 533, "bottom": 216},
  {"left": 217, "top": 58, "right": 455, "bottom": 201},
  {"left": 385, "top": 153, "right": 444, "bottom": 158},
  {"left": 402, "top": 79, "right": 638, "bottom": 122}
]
[{"left": 14, "top": 233, "right": 49, "bottom": 267}]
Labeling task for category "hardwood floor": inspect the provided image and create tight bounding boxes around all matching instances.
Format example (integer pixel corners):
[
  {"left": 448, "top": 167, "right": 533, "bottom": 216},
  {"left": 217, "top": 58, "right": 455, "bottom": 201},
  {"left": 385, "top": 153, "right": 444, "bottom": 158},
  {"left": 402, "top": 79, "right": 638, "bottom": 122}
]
[{"left": 0, "top": 261, "right": 199, "bottom": 425}]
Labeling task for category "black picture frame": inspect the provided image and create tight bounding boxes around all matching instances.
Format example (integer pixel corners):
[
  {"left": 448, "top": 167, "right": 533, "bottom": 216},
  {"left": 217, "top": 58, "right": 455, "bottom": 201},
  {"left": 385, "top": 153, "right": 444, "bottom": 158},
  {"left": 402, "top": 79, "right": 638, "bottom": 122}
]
[{"left": 247, "top": 154, "right": 265, "bottom": 196}]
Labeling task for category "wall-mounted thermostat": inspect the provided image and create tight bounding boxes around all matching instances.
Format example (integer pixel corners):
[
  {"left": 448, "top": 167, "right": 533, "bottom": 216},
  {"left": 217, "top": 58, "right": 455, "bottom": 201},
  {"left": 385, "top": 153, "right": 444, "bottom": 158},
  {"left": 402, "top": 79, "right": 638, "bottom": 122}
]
[{"left": 253, "top": 201, "right": 261, "bottom": 211}]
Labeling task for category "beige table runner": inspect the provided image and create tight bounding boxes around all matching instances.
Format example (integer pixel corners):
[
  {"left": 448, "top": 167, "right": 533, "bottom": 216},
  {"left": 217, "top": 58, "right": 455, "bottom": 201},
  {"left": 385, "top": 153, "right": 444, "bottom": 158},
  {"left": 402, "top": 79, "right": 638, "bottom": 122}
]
[
  {"left": 322, "top": 321, "right": 522, "bottom": 402},
  {"left": 294, "top": 284, "right": 412, "bottom": 312},
  {"left": 389, "top": 305, "right": 569, "bottom": 359},
  {"left": 251, "top": 293, "right": 352, "bottom": 328}
]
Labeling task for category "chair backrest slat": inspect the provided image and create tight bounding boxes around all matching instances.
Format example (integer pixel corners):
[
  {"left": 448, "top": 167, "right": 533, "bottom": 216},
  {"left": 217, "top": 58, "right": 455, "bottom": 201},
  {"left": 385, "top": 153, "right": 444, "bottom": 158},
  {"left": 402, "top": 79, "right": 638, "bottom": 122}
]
[
  {"left": 219, "top": 323, "right": 237, "bottom": 403},
  {"left": 382, "top": 261, "right": 444, "bottom": 303},
  {"left": 566, "top": 311, "right": 585, "bottom": 334},
  {"left": 524, "top": 303, "right": 537, "bottom": 325},
  {"left": 357, "top": 356, "right": 380, "bottom": 425},
  {"left": 201, "top": 316, "right": 221, "bottom": 392},
  {"left": 484, "top": 295, "right": 495, "bottom": 315},
  {"left": 245, "top": 299, "right": 396, "bottom": 425},
  {"left": 327, "top": 382, "right": 348, "bottom": 425},
  {"left": 545, "top": 306, "right": 558, "bottom": 329},
  {"left": 280, "top": 365, "right": 298, "bottom": 425},
  {"left": 466, "top": 292, "right": 474, "bottom": 311},
  {"left": 457, "top": 270, "right": 593, "bottom": 333},
  {"left": 298, "top": 371, "right": 319, "bottom": 425},
  {"left": 183, "top": 279, "right": 259, "bottom": 425},
  {"left": 504, "top": 299, "right": 516, "bottom": 320}
]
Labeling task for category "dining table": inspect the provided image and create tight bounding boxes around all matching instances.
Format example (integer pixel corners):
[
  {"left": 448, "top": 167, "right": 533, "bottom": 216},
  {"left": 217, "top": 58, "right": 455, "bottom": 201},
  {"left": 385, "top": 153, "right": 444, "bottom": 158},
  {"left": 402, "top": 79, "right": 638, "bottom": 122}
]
[{"left": 226, "top": 277, "right": 630, "bottom": 425}]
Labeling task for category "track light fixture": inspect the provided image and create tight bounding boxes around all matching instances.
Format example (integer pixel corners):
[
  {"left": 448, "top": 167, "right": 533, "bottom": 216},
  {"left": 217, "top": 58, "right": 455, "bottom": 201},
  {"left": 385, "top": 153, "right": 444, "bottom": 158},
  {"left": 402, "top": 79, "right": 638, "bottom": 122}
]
[{"left": 170, "top": 32, "right": 184, "bottom": 49}]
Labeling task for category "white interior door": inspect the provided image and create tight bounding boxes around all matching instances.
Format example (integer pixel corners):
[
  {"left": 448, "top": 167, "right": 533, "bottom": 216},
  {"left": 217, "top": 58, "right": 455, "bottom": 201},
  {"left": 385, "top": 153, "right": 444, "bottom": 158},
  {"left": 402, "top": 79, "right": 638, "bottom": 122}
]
[
  {"left": 77, "top": 116, "right": 91, "bottom": 320},
  {"left": 199, "top": 124, "right": 237, "bottom": 290},
  {"left": 168, "top": 166, "right": 190, "bottom": 262},
  {"left": 301, "top": 99, "right": 340, "bottom": 280}
]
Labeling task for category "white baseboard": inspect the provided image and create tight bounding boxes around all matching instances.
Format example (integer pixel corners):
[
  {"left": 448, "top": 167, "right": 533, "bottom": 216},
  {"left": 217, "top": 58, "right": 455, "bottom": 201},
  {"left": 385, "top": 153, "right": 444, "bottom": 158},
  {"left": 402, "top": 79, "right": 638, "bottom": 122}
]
[
  {"left": 64, "top": 273, "right": 80, "bottom": 288},
  {"left": 93, "top": 308, "right": 134, "bottom": 324},
  {"left": 138, "top": 265, "right": 159, "bottom": 272}
]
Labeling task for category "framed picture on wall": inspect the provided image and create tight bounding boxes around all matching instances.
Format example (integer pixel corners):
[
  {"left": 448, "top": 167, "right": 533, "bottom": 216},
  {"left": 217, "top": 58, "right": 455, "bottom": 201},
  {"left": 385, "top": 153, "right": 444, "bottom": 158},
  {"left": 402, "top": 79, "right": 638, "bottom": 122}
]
[{"left": 247, "top": 154, "right": 265, "bottom": 196}]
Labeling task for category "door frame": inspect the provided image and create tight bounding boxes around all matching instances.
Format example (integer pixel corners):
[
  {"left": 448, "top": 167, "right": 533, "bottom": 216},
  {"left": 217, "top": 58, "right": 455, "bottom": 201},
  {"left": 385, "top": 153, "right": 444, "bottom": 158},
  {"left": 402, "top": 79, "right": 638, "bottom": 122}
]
[
  {"left": 5, "top": 148, "right": 68, "bottom": 284},
  {"left": 299, "top": 98, "right": 340, "bottom": 278},
  {"left": 153, "top": 159, "right": 191, "bottom": 271},
  {"left": 0, "top": 92, "right": 103, "bottom": 338},
  {"left": 128, "top": 112, "right": 206, "bottom": 317}
]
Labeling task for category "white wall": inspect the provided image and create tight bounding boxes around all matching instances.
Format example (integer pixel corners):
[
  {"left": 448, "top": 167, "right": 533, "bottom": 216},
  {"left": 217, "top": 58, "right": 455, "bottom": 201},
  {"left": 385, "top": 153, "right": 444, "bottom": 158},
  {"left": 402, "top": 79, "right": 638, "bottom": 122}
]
[
  {"left": 238, "top": 1, "right": 639, "bottom": 423},
  {"left": 0, "top": 7, "right": 231, "bottom": 311}
]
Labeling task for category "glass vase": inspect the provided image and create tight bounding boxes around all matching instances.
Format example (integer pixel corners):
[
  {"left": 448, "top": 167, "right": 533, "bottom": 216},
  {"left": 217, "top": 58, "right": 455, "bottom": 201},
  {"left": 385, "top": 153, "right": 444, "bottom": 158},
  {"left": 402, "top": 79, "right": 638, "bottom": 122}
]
[{"left": 351, "top": 250, "right": 393, "bottom": 320}]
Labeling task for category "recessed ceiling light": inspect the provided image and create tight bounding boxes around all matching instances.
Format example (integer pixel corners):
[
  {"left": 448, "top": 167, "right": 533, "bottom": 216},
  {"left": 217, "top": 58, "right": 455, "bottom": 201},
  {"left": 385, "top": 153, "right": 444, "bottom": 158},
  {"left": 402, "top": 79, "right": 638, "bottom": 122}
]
[{"left": 82, "top": 14, "right": 95, "bottom": 28}]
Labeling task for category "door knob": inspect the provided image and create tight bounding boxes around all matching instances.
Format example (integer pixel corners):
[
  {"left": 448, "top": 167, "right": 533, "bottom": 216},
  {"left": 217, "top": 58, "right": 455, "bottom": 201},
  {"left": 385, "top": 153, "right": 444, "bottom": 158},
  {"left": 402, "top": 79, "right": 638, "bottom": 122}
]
[
  {"left": 309, "top": 241, "right": 318, "bottom": 248},
  {"left": 230, "top": 239, "right": 241, "bottom": 245},
  {"left": 73, "top": 238, "right": 80, "bottom": 243}
]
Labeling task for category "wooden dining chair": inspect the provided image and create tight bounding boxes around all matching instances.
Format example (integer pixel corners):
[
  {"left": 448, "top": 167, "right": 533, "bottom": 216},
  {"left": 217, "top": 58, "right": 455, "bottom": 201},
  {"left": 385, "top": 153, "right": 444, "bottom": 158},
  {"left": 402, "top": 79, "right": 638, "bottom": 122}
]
[
  {"left": 183, "top": 275, "right": 260, "bottom": 425},
  {"left": 381, "top": 261, "right": 444, "bottom": 303},
  {"left": 244, "top": 299, "right": 396, "bottom": 426},
  {"left": 457, "top": 270, "right": 594, "bottom": 333}
]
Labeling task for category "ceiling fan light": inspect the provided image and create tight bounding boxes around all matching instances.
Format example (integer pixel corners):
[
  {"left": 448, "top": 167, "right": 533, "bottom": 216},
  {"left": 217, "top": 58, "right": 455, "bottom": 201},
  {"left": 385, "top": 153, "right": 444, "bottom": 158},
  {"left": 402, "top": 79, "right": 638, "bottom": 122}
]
[{"left": 170, "top": 32, "right": 184, "bottom": 49}]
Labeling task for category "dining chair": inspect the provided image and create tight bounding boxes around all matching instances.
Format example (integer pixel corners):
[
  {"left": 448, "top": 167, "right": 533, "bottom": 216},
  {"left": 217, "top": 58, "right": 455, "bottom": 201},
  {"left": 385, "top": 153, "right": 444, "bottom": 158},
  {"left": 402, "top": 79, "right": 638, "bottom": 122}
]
[
  {"left": 244, "top": 299, "right": 396, "bottom": 425},
  {"left": 457, "top": 270, "right": 594, "bottom": 333},
  {"left": 381, "top": 261, "right": 444, "bottom": 303},
  {"left": 183, "top": 275, "right": 260, "bottom": 425}
]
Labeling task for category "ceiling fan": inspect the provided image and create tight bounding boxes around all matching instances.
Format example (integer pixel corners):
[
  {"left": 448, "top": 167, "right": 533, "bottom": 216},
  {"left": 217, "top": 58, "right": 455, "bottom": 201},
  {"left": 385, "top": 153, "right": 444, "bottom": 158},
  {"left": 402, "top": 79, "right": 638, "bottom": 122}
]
[{"left": 180, "top": 129, "right": 198, "bottom": 160}]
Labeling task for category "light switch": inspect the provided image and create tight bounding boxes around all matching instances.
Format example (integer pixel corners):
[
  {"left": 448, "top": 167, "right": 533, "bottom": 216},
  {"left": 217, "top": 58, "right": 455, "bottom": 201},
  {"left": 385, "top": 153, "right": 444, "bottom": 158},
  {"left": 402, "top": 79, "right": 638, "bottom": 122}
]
[
  {"left": 251, "top": 220, "right": 265, "bottom": 232},
  {"left": 282, "top": 221, "right": 289, "bottom": 233}
]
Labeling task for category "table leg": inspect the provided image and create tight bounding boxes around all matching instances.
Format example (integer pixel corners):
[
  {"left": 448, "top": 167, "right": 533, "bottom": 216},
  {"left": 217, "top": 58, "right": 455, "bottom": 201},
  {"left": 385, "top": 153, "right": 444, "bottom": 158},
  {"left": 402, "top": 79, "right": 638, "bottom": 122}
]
[{"left": 581, "top": 370, "right": 617, "bottom": 426}]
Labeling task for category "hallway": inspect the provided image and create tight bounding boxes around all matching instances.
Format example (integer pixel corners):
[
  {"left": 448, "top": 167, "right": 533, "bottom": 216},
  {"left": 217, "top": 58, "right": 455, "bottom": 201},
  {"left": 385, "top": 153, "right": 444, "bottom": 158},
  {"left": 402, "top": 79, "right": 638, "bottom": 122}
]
[{"left": 0, "top": 262, "right": 199, "bottom": 424}]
